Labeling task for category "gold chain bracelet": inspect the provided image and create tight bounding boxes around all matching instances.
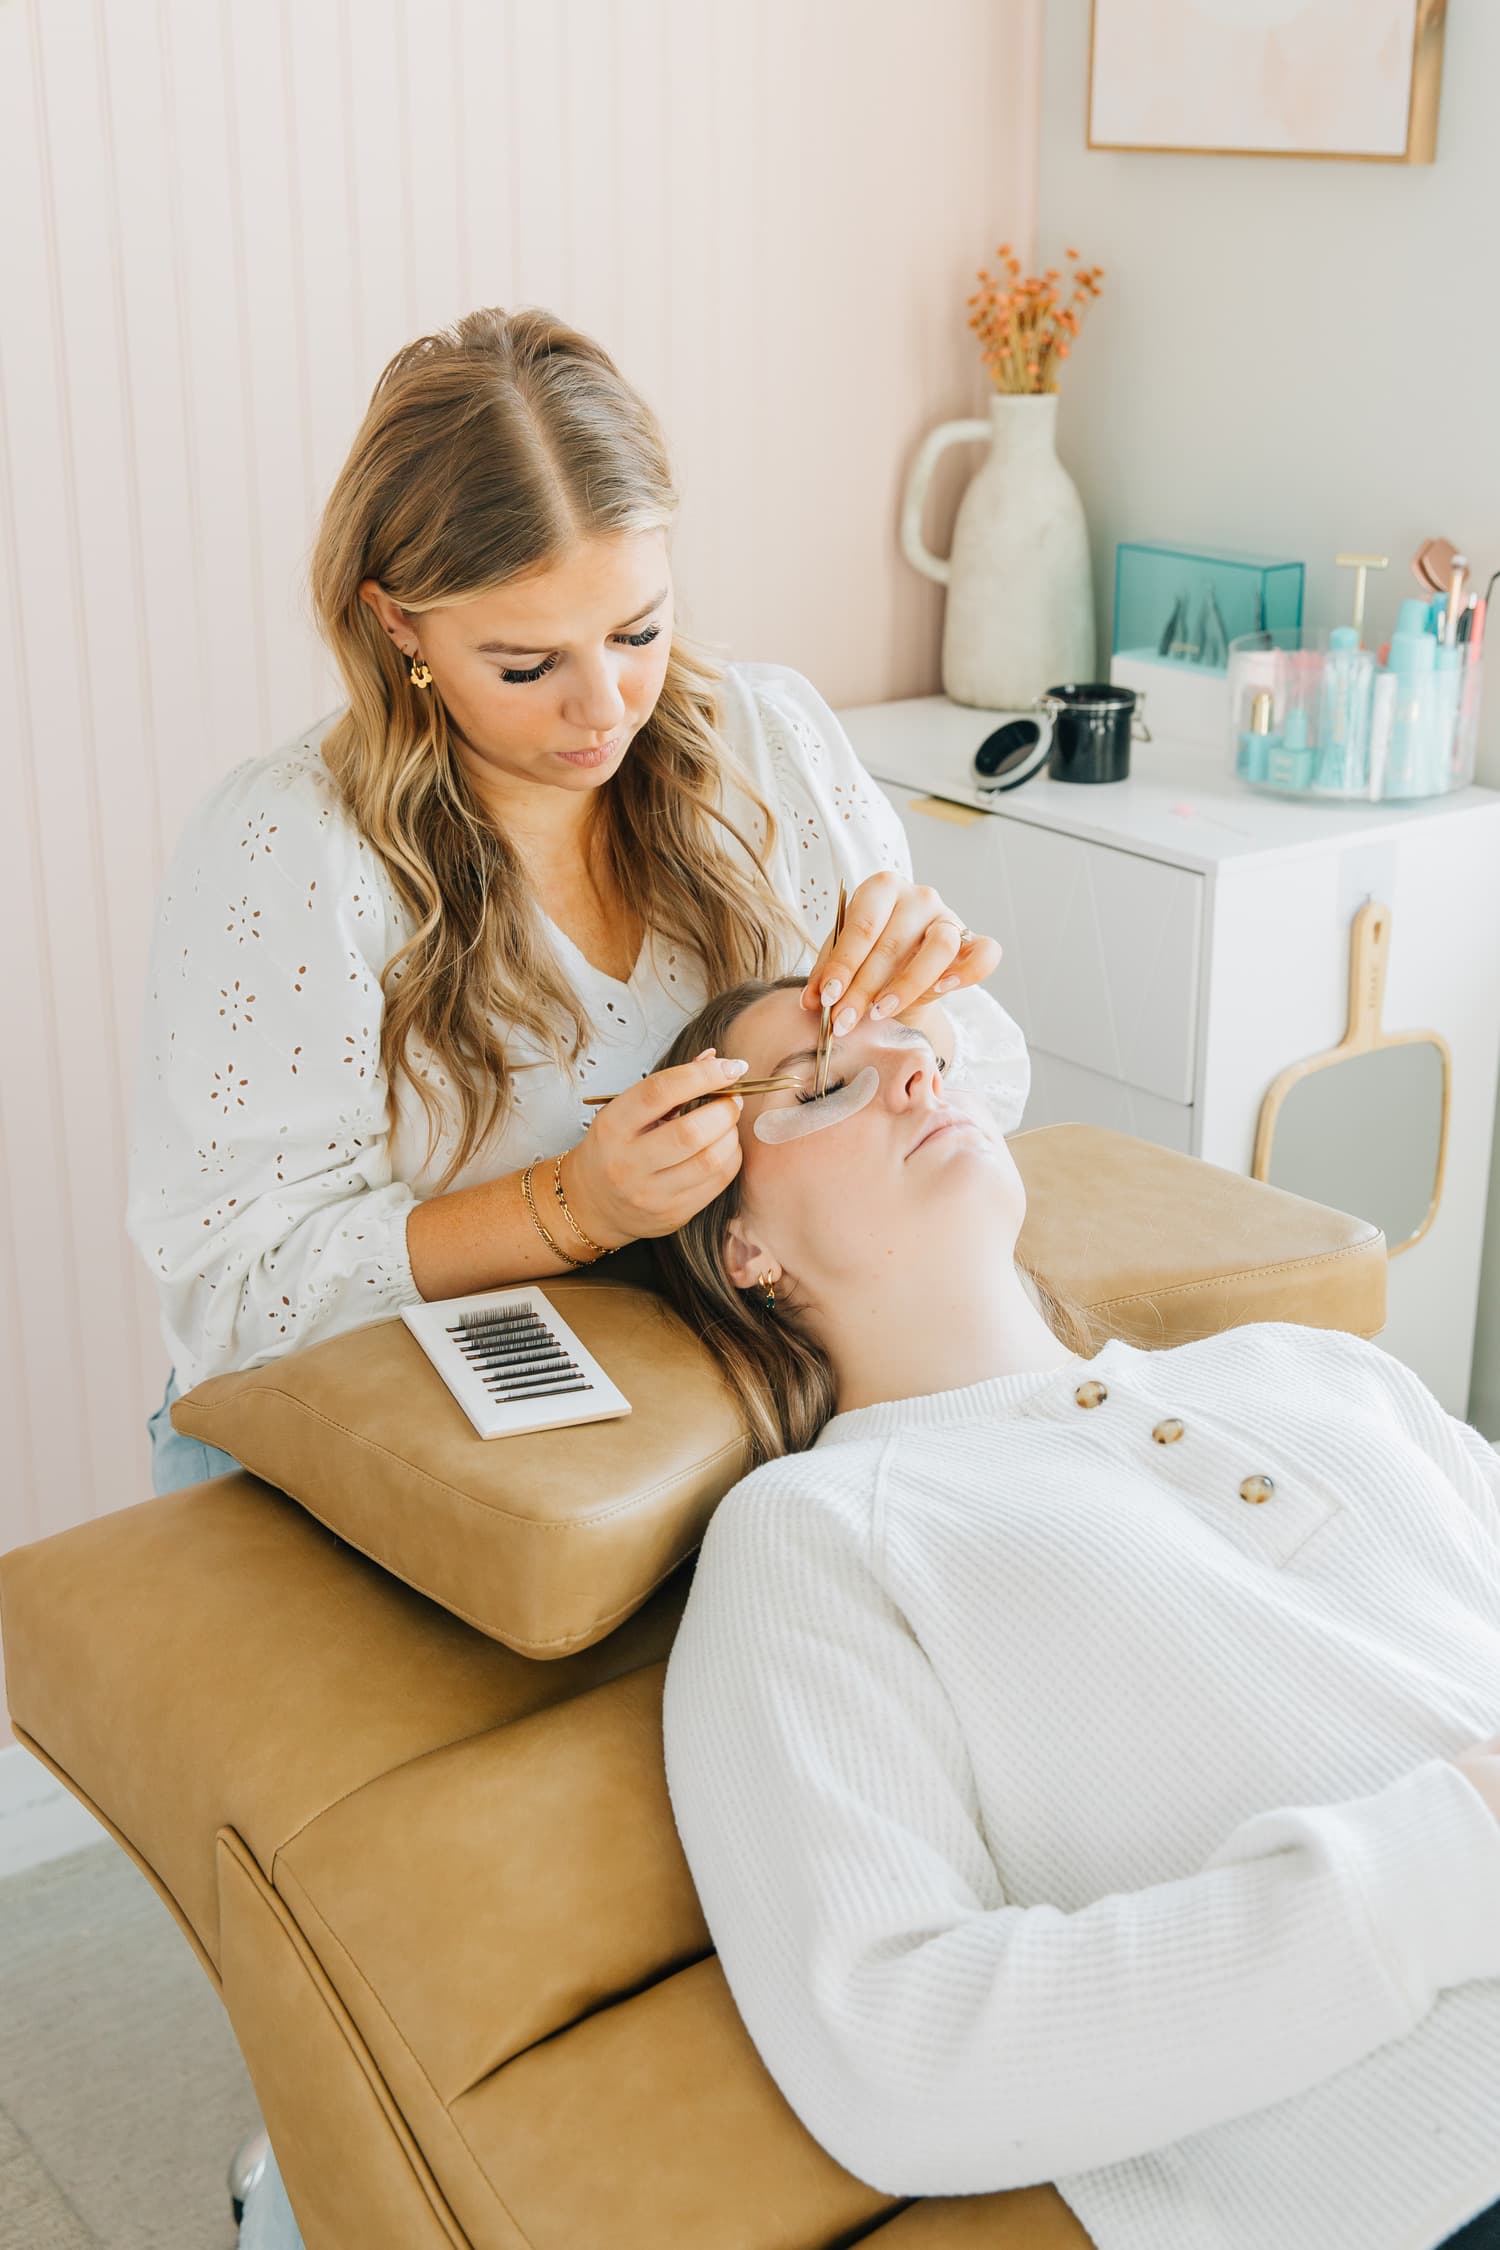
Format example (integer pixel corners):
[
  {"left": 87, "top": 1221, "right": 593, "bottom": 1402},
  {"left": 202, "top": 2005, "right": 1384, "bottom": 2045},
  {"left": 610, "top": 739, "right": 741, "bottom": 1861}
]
[
  {"left": 521, "top": 1158, "right": 597, "bottom": 1269},
  {"left": 551, "top": 1152, "right": 609, "bottom": 1258}
]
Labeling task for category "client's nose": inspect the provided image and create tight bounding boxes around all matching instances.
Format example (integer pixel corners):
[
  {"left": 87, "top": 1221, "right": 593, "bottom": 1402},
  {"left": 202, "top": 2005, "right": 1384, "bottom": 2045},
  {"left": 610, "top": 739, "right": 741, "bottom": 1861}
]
[{"left": 897, "top": 1051, "right": 943, "bottom": 1104}]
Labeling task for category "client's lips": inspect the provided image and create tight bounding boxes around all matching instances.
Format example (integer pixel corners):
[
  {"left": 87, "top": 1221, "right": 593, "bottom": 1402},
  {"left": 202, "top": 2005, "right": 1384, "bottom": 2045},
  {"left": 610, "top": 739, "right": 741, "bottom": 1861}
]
[{"left": 907, "top": 1110, "right": 969, "bottom": 1158}]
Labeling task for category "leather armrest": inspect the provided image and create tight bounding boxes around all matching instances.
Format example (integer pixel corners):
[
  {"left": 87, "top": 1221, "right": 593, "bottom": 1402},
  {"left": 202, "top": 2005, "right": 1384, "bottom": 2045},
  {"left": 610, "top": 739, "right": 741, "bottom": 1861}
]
[{"left": 1009, "top": 1123, "right": 1385, "bottom": 1344}]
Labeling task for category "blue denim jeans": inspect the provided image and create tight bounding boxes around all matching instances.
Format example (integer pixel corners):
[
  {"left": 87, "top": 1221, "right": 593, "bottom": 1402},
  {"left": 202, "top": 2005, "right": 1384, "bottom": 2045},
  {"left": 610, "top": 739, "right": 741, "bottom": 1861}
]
[
  {"left": 145, "top": 1367, "right": 240, "bottom": 1495},
  {"left": 147, "top": 1372, "right": 305, "bottom": 2247}
]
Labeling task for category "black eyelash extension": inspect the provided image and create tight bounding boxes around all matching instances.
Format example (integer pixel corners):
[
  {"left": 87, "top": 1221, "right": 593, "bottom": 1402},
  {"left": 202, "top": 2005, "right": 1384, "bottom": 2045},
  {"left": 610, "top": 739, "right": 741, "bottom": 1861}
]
[{"left": 447, "top": 1304, "right": 592, "bottom": 1398}]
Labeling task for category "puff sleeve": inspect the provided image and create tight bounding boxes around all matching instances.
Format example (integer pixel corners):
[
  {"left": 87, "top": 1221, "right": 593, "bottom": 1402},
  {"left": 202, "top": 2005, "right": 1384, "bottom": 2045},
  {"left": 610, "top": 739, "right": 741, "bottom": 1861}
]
[{"left": 125, "top": 745, "right": 423, "bottom": 1389}]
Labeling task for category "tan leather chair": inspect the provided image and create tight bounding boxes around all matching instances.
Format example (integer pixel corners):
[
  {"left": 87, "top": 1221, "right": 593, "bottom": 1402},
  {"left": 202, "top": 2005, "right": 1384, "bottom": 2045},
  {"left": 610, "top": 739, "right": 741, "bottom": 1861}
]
[{"left": 0, "top": 1126, "right": 1385, "bottom": 2250}]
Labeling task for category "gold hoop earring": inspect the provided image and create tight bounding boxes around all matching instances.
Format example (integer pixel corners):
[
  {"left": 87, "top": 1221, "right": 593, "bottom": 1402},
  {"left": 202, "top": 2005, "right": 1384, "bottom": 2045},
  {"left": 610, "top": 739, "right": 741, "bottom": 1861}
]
[
  {"left": 758, "top": 1270, "right": 776, "bottom": 1314},
  {"left": 408, "top": 652, "right": 433, "bottom": 689}
]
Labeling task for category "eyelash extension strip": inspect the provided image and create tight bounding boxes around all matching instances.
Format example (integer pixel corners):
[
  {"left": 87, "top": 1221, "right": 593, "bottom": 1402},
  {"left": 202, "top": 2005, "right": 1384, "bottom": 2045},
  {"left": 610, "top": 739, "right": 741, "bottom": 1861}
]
[{"left": 403, "top": 1286, "right": 632, "bottom": 1437}]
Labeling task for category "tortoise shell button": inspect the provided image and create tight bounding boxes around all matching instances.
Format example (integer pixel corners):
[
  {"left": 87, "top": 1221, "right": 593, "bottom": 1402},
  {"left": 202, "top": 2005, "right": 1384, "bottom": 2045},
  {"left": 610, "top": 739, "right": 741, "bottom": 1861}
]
[
  {"left": 1239, "top": 1474, "right": 1276, "bottom": 1505},
  {"left": 1074, "top": 1380, "right": 1109, "bottom": 1409},
  {"left": 1151, "top": 1418, "right": 1186, "bottom": 1445}
]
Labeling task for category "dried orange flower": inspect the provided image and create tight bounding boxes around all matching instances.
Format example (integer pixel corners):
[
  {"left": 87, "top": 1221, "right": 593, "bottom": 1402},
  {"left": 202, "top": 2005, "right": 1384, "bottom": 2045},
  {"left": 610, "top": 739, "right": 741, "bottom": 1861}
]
[{"left": 966, "top": 241, "right": 1105, "bottom": 395}]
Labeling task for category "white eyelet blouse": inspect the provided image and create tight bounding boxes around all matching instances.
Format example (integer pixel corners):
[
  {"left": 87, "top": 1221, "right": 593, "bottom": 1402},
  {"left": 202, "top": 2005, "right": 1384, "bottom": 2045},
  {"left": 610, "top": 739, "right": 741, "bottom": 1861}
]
[{"left": 126, "top": 661, "right": 1031, "bottom": 1390}]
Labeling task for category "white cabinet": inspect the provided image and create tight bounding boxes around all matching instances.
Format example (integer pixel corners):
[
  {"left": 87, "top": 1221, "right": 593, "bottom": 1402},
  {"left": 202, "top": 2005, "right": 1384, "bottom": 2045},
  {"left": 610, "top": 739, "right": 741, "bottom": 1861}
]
[
  {"left": 839, "top": 693, "right": 1500, "bottom": 1418},
  {"left": 876, "top": 783, "right": 1202, "bottom": 1105}
]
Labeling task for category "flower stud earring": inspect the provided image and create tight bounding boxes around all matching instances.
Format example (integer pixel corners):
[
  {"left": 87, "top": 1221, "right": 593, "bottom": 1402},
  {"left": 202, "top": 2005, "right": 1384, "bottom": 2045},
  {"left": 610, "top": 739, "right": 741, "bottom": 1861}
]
[{"left": 408, "top": 651, "right": 433, "bottom": 689}]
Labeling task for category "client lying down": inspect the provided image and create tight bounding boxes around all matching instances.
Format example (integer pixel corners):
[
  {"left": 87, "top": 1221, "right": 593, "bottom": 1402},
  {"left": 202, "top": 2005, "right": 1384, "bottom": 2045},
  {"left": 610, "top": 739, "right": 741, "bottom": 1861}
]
[{"left": 646, "top": 973, "right": 1500, "bottom": 2250}]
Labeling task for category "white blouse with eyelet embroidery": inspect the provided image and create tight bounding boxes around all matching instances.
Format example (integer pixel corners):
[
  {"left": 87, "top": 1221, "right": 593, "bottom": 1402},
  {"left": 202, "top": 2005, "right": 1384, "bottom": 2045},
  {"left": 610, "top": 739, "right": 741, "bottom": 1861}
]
[{"left": 127, "top": 659, "right": 1030, "bottom": 1390}]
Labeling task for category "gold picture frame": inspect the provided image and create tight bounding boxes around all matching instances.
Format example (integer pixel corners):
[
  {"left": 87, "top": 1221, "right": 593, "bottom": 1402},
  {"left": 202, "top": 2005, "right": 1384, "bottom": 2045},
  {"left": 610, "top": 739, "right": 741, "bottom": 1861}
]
[
  {"left": 1088, "top": 0, "right": 1447, "bottom": 165},
  {"left": 1251, "top": 900, "right": 1451, "bottom": 1258}
]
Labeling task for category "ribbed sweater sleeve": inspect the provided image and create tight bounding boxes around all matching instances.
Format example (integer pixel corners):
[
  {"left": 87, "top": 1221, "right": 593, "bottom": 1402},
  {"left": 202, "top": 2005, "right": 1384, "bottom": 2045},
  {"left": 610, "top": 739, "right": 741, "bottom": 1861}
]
[{"left": 661, "top": 1451, "right": 1500, "bottom": 2199}]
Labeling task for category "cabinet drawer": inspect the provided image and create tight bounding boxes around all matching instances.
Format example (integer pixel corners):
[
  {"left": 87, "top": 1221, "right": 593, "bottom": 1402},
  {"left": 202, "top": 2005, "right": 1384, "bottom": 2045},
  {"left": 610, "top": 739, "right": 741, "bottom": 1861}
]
[
  {"left": 879, "top": 782, "right": 1204, "bottom": 1105},
  {"left": 1023, "top": 1048, "right": 1194, "bottom": 1153}
]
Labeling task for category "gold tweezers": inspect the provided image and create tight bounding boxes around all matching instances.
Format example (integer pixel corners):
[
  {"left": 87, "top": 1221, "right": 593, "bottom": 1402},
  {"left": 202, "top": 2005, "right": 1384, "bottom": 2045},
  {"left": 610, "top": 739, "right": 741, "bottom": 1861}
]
[
  {"left": 583, "top": 876, "right": 849, "bottom": 1113},
  {"left": 812, "top": 878, "right": 849, "bottom": 1100},
  {"left": 581, "top": 1073, "right": 801, "bottom": 1112}
]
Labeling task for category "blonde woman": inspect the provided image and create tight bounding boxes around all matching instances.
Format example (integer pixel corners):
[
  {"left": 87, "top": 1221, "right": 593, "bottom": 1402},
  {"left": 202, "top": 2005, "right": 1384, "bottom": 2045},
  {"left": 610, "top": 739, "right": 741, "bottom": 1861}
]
[
  {"left": 124, "top": 306, "right": 1028, "bottom": 2245},
  {"left": 649, "top": 974, "right": 1500, "bottom": 2250}
]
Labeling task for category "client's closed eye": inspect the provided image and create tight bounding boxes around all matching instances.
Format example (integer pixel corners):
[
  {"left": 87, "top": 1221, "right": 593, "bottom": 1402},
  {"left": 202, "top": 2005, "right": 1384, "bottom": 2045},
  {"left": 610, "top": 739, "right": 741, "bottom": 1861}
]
[{"left": 793, "top": 1052, "right": 949, "bottom": 1106}]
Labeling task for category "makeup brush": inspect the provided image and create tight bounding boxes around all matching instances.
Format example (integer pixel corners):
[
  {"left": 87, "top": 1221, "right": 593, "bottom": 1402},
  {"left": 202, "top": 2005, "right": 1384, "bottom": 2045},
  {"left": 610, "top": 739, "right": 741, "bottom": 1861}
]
[{"left": 1444, "top": 555, "right": 1470, "bottom": 647}]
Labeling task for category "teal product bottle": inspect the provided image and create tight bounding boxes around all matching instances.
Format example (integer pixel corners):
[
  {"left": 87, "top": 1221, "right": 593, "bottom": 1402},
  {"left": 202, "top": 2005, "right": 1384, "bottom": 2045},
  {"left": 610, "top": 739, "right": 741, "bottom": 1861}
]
[
  {"left": 1266, "top": 704, "right": 1314, "bottom": 790},
  {"left": 1432, "top": 644, "right": 1464, "bottom": 794},
  {"left": 1236, "top": 688, "right": 1278, "bottom": 783},
  {"left": 1367, "top": 669, "right": 1396, "bottom": 800},
  {"left": 1314, "top": 625, "right": 1370, "bottom": 792},
  {"left": 1386, "top": 598, "right": 1438, "bottom": 796}
]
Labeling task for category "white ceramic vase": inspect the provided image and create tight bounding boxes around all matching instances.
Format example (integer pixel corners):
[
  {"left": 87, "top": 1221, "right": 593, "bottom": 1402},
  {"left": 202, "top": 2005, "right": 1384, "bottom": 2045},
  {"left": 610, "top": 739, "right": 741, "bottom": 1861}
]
[{"left": 901, "top": 391, "right": 1096, "bottom": 708}]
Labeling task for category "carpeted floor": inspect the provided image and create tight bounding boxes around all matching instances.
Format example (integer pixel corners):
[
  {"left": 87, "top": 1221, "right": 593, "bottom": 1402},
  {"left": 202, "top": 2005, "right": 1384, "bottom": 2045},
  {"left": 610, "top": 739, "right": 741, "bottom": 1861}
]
[{"left": 0, "top": 1841, "right": 261, "bottom": 2248}]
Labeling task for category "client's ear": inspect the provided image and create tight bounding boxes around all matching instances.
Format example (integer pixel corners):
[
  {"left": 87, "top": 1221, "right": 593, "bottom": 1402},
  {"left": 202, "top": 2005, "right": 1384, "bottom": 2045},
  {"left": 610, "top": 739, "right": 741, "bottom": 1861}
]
[{"left": 722, "top": 1216, "right": 775, "bottom": 1293}]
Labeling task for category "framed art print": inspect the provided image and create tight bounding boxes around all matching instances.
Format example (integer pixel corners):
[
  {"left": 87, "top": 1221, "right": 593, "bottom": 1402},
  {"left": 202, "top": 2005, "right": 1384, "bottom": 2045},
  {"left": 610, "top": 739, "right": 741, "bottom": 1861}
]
[{"left": 1087, "top": 0, "right": 1447, "bottom": 163}]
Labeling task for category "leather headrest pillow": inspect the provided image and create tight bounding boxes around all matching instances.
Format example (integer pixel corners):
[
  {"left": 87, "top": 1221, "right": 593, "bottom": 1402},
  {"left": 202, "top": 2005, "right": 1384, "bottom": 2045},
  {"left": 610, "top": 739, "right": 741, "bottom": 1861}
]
[{"left": 170, "top": 1277, "right": 752, "bottom": 1660}]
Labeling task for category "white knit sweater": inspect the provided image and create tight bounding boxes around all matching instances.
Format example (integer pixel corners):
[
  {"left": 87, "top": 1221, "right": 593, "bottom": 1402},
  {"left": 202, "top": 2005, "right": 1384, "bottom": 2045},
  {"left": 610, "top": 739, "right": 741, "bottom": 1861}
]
[{"left": 662, "top": 1320, "right": 1500, "bottom": 2250}]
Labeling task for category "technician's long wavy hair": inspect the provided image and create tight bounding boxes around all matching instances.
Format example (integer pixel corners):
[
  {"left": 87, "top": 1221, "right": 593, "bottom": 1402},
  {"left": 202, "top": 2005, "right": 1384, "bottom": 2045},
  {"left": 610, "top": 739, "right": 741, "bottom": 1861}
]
[
  {"left": 310, "top": 305, "right": 808, "bottom": 1192},
  {"left": 649, "top": 975, "right": 1097, "bottom": 1465}
]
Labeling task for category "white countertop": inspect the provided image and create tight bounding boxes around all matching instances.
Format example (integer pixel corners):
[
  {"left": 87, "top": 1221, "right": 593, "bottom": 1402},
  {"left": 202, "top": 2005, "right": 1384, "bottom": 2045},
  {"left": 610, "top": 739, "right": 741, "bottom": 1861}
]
[{"left": 836, "top": 693, "right": 1500, "bottom": 875}]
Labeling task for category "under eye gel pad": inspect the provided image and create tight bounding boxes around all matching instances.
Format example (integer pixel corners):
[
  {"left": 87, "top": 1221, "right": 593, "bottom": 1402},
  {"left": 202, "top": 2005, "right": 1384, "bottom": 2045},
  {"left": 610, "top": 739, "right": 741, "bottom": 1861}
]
[{"left": 753, "top": 1064, "right": 879, "bottom": 1144}]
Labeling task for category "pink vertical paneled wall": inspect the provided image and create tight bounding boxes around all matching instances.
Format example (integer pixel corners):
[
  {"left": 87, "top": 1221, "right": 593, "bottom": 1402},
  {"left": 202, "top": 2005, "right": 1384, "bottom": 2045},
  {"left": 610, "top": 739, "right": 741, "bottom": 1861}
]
[{"left": 0, "top": 0, "right": 1040, "bottom": 1733}]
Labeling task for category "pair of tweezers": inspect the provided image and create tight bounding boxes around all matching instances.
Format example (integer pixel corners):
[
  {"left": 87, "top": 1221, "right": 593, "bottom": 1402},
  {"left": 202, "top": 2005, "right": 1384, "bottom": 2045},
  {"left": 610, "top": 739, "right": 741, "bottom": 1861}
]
[
  {"left": 583, "top": 877, "right": 850, "bottom": 1114},
  {"left": 811, "top": 879, "right": 849, "bottom": 1100},
  {"left": 582, "top": 1071, "right": 803, "bottom": 1115}
]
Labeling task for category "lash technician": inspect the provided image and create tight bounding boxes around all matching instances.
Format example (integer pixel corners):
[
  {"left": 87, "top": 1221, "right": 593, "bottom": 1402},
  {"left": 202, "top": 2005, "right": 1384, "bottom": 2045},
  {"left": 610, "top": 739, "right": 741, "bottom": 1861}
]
[{"left": 124, "top": 306, "right": 1030, "bottom": 2250}]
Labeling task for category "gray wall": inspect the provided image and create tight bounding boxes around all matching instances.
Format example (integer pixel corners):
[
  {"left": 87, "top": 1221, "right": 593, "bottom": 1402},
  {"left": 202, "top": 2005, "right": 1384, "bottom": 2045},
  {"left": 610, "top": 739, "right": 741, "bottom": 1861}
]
[{"left": 1037, "top": 0, "right": 1500, "bottom": 1430}]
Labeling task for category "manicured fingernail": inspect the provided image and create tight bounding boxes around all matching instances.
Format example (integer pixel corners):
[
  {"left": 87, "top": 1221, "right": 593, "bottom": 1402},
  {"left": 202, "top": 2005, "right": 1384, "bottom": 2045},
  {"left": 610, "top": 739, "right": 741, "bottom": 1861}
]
[
  {"left": 720, "top": 1057, "right": 749, "bottom": 1078},
  {"left": 934, "top": 975, "right": 960, "bottom": 995},
  {"left": 870, "top": 993, "right": 898, "bottom": 1020},
  {"left": 833, "top": 1005, "right": 857, "bottom": 1036},
  {"left": 820, "top": 978, "right": 843, "bottom": 1007}
]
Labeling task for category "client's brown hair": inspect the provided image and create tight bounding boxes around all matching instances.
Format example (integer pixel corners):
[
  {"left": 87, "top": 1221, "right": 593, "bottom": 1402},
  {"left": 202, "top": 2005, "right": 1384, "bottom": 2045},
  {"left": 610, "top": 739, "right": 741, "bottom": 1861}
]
[{"left": 648, "top": 976, "right": 1095, "bottom": 1465}]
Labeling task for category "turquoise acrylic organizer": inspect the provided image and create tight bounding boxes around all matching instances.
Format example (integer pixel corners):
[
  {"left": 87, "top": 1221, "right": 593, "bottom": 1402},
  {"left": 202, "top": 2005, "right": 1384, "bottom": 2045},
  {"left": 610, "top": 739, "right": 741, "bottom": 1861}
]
[
  {"left": 1114, "top": 542, "right": 1304, "bottom": 674},
  {"left": 1227, "top": 625, "right": 1482, "bottom": 802}
]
